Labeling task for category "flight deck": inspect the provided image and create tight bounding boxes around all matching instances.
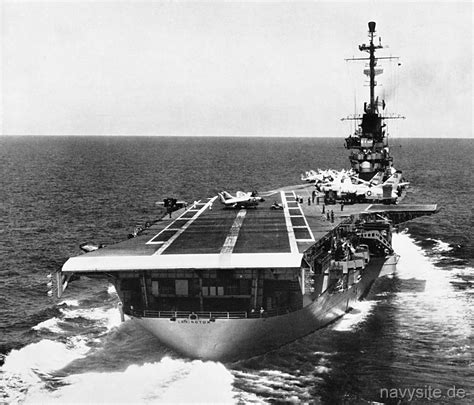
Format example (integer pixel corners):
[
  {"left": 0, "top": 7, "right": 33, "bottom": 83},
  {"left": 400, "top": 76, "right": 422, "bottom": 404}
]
[{"left": 61, "top": 184, "right": 437, "bottom": 273}]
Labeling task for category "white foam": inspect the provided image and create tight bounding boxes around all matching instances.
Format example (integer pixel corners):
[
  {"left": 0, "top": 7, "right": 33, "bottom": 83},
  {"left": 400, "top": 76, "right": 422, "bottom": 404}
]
[
  {"left": 392, "top": 232, "right": 472, "bottom": 338},
  {"left": 232, "top": 367, "right": 311, "bottom": 402},
  {"left": 57, "top": 299, "right": 80, "bottom": 307},
  {"left": 331, "top": 300, "right": 376, "bottom": 332},
  {"left": 0, "top": 339, "right": 90, "bottom": 403},
  {"left": 453, "top": 267, "right": 474, "bottom": 279},
  {"left": 428, "top": 238, "right": 453, "bottom": 253},
  {"left": 23, "top": 357, "right": 235, "bottom": 404},
  {"left": 62, "top": 306, "right": 122, "bottom": 331},
  {"left": 2, "top": 340, "right": 89, "bottom": 377},
  {"left": 31, "top": 305, "right": 122, "bottom": 334},
  {"left": 107, "top": 283, "right": 117, "bottom": 296},
  {"left": 32, "top": 317, "right": 63, "bottom": 333},
  {"left": 313, "top": 365, "right": 330, "bottom": 374},
  {"left": 393, "top": 233, "right": 432, "bottom": 280},
  {"left": 159, "top": 360, "right": 234, "bottom": 403},
  {"left": 251, "top": 369, "right": 301, "bottom": 390}
]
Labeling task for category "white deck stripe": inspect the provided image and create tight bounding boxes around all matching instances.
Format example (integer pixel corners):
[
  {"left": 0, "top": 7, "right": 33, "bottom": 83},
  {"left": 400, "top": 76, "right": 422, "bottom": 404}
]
[
  {"left": 220, "top": 209, "right": 247, "bottom": 254},
  {"left": 146, "top": 200, "right": 209, "bottom": 245},
  {"left": 297, "top": 212, "right": 315, "bottom": 242},
  {"left": 147, "top": 223, "right": 180, "bottom": 244},
  {"left": 154, "top": 196, "right": 218, "bottom": 255},
  {"left": 281, "top": 191, "right": 299, "bottom": 253},
  {"left": 290, "top": 191, "right": 315, "bottom": 242}
]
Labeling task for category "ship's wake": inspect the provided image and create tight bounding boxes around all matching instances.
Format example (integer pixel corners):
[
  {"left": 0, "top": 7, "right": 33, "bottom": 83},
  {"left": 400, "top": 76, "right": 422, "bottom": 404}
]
[
  {"left": 20, "top": 357, "right": 234, "bottom": 404},
  {"left": 231, "top": 232, "right": 473, "bottom": 403},
  {"left": 0, "top": 283, "right": 237, "bottom": 404}
]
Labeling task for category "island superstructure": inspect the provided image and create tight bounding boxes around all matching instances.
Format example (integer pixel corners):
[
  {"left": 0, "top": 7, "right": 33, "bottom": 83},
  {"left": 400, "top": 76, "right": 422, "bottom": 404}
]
[
  {"left": 55, "top": 22, "right": 437, "bottom": 361},
  {"left": 343, "top": 20, "right": 404, "bottom": 182}
]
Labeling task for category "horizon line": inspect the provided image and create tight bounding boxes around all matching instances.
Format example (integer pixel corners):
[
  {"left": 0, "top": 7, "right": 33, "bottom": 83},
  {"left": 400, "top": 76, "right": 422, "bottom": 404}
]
[{"left": 1, "top": 134, "right": 473, "bottom": 140}]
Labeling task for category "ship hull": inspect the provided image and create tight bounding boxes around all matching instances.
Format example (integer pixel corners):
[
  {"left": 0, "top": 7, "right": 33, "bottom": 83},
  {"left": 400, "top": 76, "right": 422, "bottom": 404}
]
[{"left": 131, "top": 255, "right": 397, "bottom": 361}]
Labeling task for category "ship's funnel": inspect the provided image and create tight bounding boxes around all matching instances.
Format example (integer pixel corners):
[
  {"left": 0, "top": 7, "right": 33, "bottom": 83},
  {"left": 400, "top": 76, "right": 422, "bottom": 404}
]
[{"left": 368, "top": 21, "right": 376, "bottom": 33}]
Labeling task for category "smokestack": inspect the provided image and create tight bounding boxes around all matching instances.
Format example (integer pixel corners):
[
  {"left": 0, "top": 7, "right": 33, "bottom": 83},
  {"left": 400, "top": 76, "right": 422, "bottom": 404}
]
[{"left": 368, "top": 21, "right": 376, "bottom": 33}]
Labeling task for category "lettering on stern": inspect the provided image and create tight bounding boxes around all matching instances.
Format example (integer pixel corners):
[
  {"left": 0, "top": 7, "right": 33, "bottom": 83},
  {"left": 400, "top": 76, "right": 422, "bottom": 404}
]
[{"left": 177, "top": 319, "right": 212, "bottom": 324}]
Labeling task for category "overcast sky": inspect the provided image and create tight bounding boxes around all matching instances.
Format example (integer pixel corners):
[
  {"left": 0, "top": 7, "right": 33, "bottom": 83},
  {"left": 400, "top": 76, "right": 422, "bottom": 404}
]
[{"left": 1, "top": 1, "right": 472, "bottom": 137}]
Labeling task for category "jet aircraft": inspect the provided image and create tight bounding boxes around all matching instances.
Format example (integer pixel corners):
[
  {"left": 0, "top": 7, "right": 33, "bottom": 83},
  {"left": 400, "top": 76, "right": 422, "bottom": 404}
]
[
  {"left": 362, "top": 171, "right": 409, "bottom": 202},
  {"left": 331, "top": 171, "right": 385, "bottom": 196},
  {"left": 218, "top": 190, "right": 265, "bottom": 208},
  {"left": 301, "top": 169, "right": 337, "bottom": 183}
]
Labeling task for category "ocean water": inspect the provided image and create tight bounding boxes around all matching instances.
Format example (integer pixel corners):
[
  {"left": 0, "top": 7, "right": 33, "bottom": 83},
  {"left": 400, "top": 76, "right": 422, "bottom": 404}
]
[{"left": 0, "top": 136, "right": 472, "bottom": 404}]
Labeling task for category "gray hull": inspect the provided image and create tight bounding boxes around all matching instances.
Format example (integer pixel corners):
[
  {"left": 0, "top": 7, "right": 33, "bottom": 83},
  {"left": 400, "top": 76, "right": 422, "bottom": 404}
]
[{"left": 132, "top": 255, "right": 397, "bottom": 361}]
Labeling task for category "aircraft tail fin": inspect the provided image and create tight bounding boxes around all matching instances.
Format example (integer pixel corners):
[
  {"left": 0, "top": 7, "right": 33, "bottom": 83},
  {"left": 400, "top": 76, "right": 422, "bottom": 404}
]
[
  {"left": 218, "top": 191, "right": 234, "bottom": 204},
  {"left": 382, "top": 172, "right": 402, "bottom": 187},
  {"left": 370, "top": 172, "right": 384, "bottom": 185},
  {"left": 218, "top": 192, "right": 227, "bottom": 204}
]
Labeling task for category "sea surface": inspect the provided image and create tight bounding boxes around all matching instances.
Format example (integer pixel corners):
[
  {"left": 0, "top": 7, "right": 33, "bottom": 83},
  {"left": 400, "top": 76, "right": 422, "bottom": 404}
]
[{"left": 0, "top": 136, "right": 472, "bottom": 404}]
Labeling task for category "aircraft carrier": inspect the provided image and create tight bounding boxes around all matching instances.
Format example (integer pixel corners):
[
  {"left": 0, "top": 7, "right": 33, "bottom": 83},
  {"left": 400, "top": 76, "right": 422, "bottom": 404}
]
[{"left": 55, "top": 22, "right": 438, "bottom": 361}]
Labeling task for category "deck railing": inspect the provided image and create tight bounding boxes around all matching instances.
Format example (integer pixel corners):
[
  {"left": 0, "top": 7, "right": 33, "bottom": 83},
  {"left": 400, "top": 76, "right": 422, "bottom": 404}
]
[
  {"left": 131, "top": 309, "right": 248, "bottom": 319},
  {"left": 129, "top": 306, "right": 300, "bottom": 319}
]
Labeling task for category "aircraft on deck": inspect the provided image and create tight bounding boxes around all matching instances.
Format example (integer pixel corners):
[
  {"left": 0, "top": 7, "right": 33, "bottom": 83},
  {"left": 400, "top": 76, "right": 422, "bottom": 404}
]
[
  {"left": 218, "top": 190, "right": 265, "bottom": 208},
  {"left": 301, "top": 169, "right": 338, "bottom": 183},
  {"left": 335, "top": 171, "right": 385, "bottom": 196},
  {"left": 321, "top": 171, "right": 409, "bottom": 202},
  {"left": 316, "top": 169, "right": 356, "bottom": 193},
  {"left": 362, "top": 171, "right": 409, "bottom": 202}
]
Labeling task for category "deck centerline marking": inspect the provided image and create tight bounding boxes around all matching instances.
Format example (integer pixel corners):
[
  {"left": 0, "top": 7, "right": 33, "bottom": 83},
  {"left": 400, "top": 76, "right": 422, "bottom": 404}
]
[
  {"left": 220, "top": 209, "right": 247, "bottom": 254},
  {"left": 154, "top": 196, "right": 218, "bottom": 255},
  {"left": 281, "top": 191, "right": 299, "bottom": 254}
]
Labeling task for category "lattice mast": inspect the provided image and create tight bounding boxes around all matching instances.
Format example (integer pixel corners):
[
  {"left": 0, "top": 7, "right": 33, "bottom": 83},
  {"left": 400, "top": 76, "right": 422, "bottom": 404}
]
[{"left": 343, "top": 22, "right": 404, "bottom": 181}]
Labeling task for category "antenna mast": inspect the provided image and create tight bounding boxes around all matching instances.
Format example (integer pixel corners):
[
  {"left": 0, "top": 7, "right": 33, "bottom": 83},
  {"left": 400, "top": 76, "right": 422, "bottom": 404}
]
[
  {"left": 359, "top": 21, "right": 382, "bottom": 112},
  {"left": 341, "top": 22, "right": 404, "bottom": 181}
]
